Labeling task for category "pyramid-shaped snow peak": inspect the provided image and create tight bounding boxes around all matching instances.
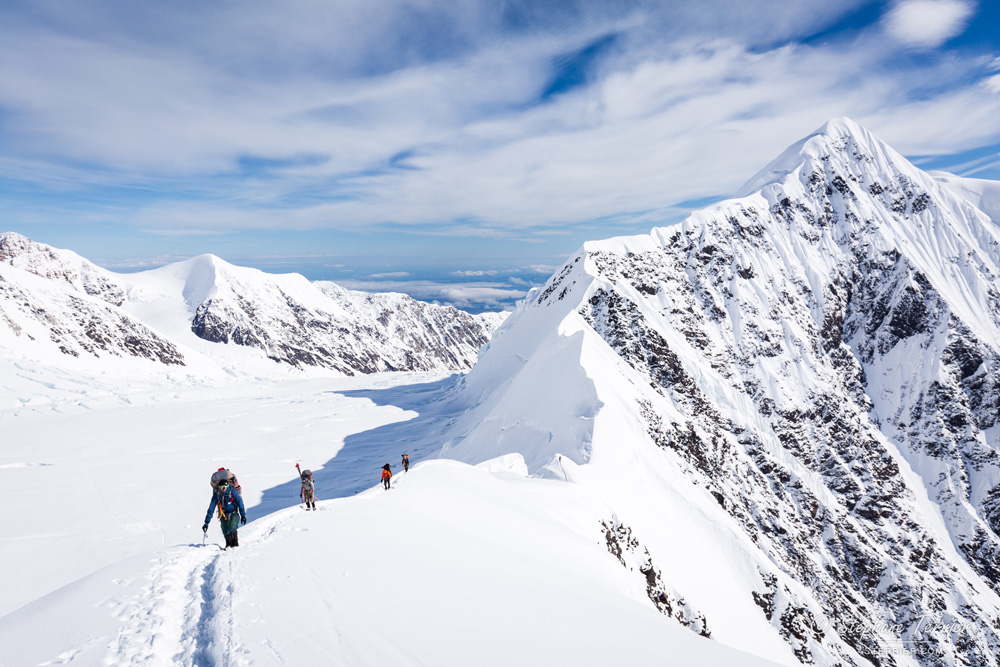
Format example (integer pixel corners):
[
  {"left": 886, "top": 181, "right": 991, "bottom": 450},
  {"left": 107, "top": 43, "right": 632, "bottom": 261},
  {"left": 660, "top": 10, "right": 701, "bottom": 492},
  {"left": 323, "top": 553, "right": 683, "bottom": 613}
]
[
  {"left": 441, "top": 119, "right": 1000, "bottom": 665},
  {"left": 736, "top": 117, "right": 913, "bottom": 197}
]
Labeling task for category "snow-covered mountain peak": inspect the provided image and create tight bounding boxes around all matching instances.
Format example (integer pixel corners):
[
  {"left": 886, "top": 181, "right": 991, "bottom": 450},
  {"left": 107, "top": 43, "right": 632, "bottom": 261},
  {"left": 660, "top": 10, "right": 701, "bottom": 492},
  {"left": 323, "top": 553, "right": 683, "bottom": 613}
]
[
  {"left": 148, "top": 252, "right": 285, "bottom": 313},
  {"left": 737, "top": 116, "right": 916, "bottom": 199},
  {"left": 0, "top": 230, "right": 126, "bottom": 305},
  {"left": 441, "top": 120, "right": 1000, "bottom": 665},
  {"left": 701, "top": 118, "right": 1000, "bottom": 349}
]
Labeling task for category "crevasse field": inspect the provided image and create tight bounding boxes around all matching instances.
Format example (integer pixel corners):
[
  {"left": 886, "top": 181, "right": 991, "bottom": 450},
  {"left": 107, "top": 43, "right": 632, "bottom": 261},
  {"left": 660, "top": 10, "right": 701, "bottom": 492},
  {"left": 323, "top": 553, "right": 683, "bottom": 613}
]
[{"left": 0, "top": 357, "right": 776, "bottom": 666}]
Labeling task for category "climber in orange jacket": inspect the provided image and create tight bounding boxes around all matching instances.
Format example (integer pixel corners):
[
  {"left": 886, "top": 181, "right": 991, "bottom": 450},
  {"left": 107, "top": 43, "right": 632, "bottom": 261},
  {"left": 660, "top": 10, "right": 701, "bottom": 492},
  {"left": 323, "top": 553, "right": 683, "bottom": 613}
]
[{"left": 381, "top": 463, "right": 392, "bottom": 490}]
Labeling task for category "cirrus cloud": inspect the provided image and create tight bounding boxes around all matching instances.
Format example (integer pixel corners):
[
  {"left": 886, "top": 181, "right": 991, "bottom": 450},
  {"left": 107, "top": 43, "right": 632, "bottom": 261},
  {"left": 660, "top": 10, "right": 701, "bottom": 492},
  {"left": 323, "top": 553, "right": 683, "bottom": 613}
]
[{"left": 883, "top": 0, "right": 974, "bottom": 49}]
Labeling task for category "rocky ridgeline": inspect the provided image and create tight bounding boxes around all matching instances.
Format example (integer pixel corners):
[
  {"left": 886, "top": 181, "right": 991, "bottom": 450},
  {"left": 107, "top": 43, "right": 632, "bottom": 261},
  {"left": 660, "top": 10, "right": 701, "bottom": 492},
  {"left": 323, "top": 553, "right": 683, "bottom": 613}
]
[{"left": 189, "top": 278, "right": 501, "bottom": 374}]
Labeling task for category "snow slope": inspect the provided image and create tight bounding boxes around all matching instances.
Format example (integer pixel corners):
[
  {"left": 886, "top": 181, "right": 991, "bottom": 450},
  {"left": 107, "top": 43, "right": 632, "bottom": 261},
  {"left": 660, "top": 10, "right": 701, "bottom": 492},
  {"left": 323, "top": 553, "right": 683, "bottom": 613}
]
[
  {"left": 0, "top": 368, "right": 778, "bottom": 667},
  {"left": 933, "top": 172, "right": 1000, "bottom": 226}
]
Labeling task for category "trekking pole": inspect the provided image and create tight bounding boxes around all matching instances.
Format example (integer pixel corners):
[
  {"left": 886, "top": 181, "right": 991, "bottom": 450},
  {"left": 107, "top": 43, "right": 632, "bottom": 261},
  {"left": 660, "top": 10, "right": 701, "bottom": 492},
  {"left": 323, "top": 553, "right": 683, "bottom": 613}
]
[{"left": 295, "top": 463, "right": 303, "bottom": 507}]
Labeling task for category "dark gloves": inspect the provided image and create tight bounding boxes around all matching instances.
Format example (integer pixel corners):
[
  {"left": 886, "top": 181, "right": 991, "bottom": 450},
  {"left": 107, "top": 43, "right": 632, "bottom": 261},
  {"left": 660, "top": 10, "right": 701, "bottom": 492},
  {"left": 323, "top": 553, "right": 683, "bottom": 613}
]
[
  {"left": 202, "top": 524, "right": 208, "bottom": 533},
  {"left": 240, "top": 515, "right": 247, "bottom": 525}
]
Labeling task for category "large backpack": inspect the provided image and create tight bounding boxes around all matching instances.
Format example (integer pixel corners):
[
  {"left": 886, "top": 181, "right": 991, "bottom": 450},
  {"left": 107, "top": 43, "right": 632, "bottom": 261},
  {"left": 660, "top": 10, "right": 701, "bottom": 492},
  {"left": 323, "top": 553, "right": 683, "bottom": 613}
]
[
  {"left": 211, "top": 468, "right": 242, "bottom": 495},
  {"left": 210, "top": 469, "right": 230, "bottom": 487}
]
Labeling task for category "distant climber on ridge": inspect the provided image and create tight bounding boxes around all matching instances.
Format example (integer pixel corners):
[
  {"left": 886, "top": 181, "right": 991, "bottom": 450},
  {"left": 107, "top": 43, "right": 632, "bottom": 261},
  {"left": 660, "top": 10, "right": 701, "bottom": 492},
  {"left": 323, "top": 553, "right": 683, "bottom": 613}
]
[
  {"left": 381, "top": 463, "right": 392, "bottom": 489},
  {"left": 300, "top": 467, "right": 316, "bottom": 510},
  {"left": 203, "top": 468, "right": 247, "bottom": 548},
  {"left": 401, "top": 453, "right": 409, "bottom": 473}
]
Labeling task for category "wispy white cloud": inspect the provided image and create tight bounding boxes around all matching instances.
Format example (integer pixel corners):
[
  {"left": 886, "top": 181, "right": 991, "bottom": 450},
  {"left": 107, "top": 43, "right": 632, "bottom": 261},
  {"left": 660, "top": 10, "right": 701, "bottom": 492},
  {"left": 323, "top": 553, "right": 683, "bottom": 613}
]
[
  {"left": 369, "top": 271, "right": 411, "bottom": 279},
  {"left": 0, "top": 0, "right": 998, "bottom": 248},
  {"left": 336, "top": 278, "right": 525, "bottom": 311},
  {"left": 521, "top": 264, "right": 559, "bottom": 274},
  {"left": 452, "top": 270, "right": 498, "bottom": 276},
  {"left": 883, "top": 0, "right": 974, "bottom": 49}
]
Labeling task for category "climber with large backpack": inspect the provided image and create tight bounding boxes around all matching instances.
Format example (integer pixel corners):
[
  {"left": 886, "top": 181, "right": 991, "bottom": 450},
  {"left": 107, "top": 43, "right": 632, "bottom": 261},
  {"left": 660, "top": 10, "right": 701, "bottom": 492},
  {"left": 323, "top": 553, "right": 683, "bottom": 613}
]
[
  {"left": 203, "top": 468, "right": 247, "bottom": 548},
  {"left": 381, "top": 463, "right": 392, "bottom": 490},
  {"left": 299, "top": 467, "right": 316, "bottom": 510},
  {"left": 401, "top": 453, "right": 409, "bottom": 473}
]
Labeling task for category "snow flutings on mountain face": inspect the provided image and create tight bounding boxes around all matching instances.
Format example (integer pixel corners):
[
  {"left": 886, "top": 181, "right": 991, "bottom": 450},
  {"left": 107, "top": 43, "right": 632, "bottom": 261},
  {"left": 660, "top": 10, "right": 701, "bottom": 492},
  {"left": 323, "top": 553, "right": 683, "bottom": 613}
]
[
  {"left": 0, "top": 234, "right": 505, "bottom": 376},
  {"left": 457, "top": 118, "right": 1000, "bottom": 666}
]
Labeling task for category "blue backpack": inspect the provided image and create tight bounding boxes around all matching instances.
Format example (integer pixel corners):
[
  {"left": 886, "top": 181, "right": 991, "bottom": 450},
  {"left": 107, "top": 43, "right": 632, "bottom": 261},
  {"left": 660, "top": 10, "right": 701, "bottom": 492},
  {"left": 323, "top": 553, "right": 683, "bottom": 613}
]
[{"left": 216, "top": 483, "right": 240, "bottom": 517}]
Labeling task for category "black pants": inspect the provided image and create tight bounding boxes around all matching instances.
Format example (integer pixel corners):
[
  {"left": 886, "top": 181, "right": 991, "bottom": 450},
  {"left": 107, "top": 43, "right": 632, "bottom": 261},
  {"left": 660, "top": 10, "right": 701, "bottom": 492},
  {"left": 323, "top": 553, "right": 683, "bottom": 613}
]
[
  {"left": 383, "top": 477, "right": 390, "bottom": 489},
  {"left": 220, "top": 513, "right": 240, "bottom": 547}
]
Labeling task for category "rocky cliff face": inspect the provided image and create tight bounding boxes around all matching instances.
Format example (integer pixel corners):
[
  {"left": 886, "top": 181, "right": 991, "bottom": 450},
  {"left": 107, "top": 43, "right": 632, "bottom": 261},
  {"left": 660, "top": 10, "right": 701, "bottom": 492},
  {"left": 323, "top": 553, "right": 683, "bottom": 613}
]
[
  {"left": 444, "top": 119, "right": 1000, "bottom": 666},
  {"left": 185, "top": 263, "right": 501, "bottom": 374}
]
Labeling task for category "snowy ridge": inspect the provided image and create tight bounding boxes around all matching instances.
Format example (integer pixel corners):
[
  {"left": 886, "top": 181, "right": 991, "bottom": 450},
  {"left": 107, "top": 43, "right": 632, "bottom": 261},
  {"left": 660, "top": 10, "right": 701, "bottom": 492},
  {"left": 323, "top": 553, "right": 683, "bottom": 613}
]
[
  {"left": 932, "top": 173, "right": 1000, "bottom": 226},
  {"left": 434, "top": 118, "right": 1000, "bottom": 666},
  {"left": 0, "top": 372, "right": 781, "bottom": 667},
  {"left": 0, "top": 233, "right": 505, "bottom": 378}
]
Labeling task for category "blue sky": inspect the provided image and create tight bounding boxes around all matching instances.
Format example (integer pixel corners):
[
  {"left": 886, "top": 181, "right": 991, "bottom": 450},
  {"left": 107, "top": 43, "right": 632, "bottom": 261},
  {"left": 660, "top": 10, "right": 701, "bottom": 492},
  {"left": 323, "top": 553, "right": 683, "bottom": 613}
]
[{"left": 2, "top": 0, "right": 999, "bottom": 311}]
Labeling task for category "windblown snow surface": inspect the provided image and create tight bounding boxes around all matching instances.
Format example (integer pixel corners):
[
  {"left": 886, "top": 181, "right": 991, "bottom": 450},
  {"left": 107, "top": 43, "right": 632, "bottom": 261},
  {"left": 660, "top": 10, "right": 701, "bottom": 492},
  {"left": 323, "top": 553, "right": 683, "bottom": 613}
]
[{"left": 5, "top": 117, "right": 1000, "bottom": 667}]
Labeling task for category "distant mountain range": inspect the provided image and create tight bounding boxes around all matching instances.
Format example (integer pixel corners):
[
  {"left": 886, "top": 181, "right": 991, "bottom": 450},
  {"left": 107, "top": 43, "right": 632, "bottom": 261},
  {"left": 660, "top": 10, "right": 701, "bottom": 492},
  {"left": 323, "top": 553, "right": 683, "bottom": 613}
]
[
  {"left": 0, "top": 232, "right": 505, "bottom": 376},
  {"left": 436, "top": 118, "right": 1000, "bottom": 665}
]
